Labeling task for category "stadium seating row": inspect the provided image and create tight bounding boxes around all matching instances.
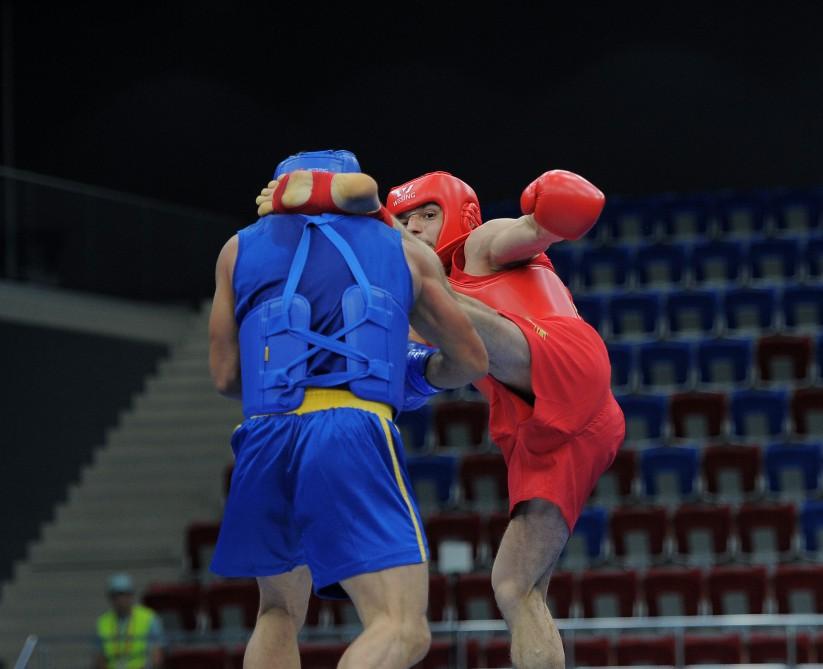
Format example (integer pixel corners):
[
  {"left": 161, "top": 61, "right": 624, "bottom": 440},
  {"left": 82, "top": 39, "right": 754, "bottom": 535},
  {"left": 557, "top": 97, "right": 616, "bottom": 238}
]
[{"left": 549, "top": 235, "right": 823, "bottom": 289}]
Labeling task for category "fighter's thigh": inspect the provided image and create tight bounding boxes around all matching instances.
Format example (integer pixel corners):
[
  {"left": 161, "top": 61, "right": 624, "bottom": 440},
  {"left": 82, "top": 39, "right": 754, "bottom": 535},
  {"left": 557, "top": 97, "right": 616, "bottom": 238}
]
[
  {"left": 339, "top": 562, "right": 429, "bottom": 627},
  {"left": 456, "top": 294, "right": 532, "bottom": 392},
  {"left": 492, "top": 499, "right": 570, "bottom": 594},
  {"left": 256, "top": 565, "right": 312, "bottom": 626}
]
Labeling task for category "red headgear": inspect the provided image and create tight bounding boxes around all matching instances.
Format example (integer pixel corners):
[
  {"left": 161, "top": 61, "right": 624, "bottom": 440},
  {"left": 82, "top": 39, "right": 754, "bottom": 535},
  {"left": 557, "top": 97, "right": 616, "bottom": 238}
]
[{"left": 387, "top": 172, "right": 482, "bottom": 266}]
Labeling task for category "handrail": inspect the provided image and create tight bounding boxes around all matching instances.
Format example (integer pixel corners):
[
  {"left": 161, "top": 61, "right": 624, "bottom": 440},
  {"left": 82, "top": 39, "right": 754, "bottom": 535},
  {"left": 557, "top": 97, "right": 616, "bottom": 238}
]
[
  {"left": 0, "top": 164, "right": 240, "bottom": 224},
  {"left": 13, "top": 635, "right": 38, "bottom": 669}
]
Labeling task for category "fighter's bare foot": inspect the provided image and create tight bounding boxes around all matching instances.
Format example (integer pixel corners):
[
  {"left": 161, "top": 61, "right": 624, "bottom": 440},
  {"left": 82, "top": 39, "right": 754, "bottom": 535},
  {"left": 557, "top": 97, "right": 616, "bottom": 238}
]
[
  {"left": 331, "top": 173, "right": 380, "bottom": 214},
  {"left": 255, "top": 171, "right": 380, "bottom": 217}
]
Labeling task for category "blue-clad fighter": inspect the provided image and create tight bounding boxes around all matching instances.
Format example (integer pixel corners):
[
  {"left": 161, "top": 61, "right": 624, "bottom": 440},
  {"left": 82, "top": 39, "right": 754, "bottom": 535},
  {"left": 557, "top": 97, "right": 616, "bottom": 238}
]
[{"left": 208, "top": 150, "right": 487, "bottom": 669}]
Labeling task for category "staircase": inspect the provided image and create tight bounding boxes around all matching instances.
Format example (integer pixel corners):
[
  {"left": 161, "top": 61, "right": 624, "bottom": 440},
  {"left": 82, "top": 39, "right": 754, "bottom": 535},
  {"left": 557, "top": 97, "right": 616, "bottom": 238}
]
[{"left": 0, "top": 302, "right": 242, "bottom": 668}]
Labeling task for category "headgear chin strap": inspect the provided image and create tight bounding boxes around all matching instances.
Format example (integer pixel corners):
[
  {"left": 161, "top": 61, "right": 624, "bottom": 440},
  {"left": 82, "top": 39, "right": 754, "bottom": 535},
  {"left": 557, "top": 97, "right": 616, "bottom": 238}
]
[
  {"left": 274, "top": 150, "right": 361, "bottom": 179},
  {"left": 386, "top": 172, "right": 482, "bottom": 266}
]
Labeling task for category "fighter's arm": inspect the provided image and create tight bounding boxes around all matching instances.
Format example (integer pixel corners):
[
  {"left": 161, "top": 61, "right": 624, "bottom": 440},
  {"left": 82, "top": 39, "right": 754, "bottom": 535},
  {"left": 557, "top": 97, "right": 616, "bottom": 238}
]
[
  {"left": 464, "top": 170, "right": 606, "bottom": 273},
  {"left": 403, "top": 232, "right": 488, "bottom": 388},
  {"left": 208, "top": 235, "right": 241, "bottom": 399}
]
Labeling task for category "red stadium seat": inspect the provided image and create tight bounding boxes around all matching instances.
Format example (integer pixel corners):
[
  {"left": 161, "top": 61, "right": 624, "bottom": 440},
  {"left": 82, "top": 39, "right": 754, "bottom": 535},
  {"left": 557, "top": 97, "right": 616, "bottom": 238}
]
[
  {"left": 615, "top": 635, "right": 676, "bottom": 666},
  {"left": 773, "top": 564, "right": 823, "bottom": 613},
  {"left": 702, "top": 443, "right": 761, "bottom": 499},
  {"left": 482, "top": 638, "right": 511, "bottom": 668},
  {"left": 579, "top": 569, "right": 637, "bottom": 618},
  {"left": 412, "top": 639, "right": 453, "bottom": 669},
  {"left": 592, "top": 447, "right": 636, "bottom": 503},
  {"left": 609, "top": 506, "right": 668, "bottom": 564},
  {"left": 669, "top": 391, "right": 726, "bottom": 439},
  {"left": 736, "top": 502, "right": 796, "bottom": 557},
  {"left": 684, "top": 633, "right": 743, "bottom": 665},
  {"left": 428, "top": 572, "right": 449, "bottom": 622},
  {"left": 792, "top": 387, "right": 823, "bottom": 436},
  {"left": 486, "top": 512, "right": 509, "bottom": 557},
  {"left": 204, "top": 578, "right": 258, "bottom": 630},
  {"left": 757, "top": 334, "right": 813, "bottom": 383},
  {"left": 142, "top": 582, "right": 201, "bottom": 631},
  {"left": 671, "top": 503, "right": 732, "bottom": 562},
  {"left": 304, "top": 592, "right": 326, "bottom": 628},
  {"left": 299, "top": 642, "right": 347, "bottom": 669},
  {"left": 568, "top": 636, "right": 611, "bottom": 667},
  {"left": 459, "top": 452, "right": 508, "bottom": 510},
  {"left": 425, "top": 512, "right": 483, "bottom": 572},
  {"left": 184, "top": 520, "right": 221, "bottom": 575},
  {"left": 705, "top": 565, "right": 768, "bottom": 614},
  {"left": 642, "top": 567, "right": 702, "bottom": 616},
  {"left": 226, "top": 645, "right": 246, "bottom": 669},
  {"left": 748, "top": 633, "right": 811, "bottom": 664},
  {"left": 165, "top": 647, "right": 226, "bottom": 669},
  {"left": 453, "top": 572, "right": 501, "bottom": 621},
  {"left": 547, "top": 571, "right": 574, "bottom": 619},
  {"left": 433, "top": 399, "right": 488, "bottom": 448}
]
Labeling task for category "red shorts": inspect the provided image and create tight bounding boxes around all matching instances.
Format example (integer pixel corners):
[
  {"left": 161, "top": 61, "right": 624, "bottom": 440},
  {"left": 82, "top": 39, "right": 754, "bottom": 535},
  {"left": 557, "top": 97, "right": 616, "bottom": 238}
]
[{"left": 474, "top": 314, "right": 625, "bottom": 530}]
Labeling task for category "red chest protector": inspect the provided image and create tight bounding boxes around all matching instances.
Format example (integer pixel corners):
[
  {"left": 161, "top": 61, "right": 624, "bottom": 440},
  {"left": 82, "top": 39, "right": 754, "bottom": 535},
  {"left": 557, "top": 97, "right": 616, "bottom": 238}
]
[{"left": 447, "top": 246, "right": 579, "bottom": 320}]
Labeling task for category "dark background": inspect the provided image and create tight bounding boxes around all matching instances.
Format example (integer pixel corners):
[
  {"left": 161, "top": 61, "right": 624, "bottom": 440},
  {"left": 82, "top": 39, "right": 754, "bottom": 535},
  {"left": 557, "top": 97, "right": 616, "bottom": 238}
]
[{"left": 5, "top": 1, "right": 823, "bottom": 219}]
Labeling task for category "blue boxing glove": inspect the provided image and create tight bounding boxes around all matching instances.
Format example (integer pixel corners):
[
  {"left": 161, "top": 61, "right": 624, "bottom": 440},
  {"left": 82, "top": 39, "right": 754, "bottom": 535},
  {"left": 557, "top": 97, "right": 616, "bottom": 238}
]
[{"left": 403, "top": 341, "right": 443, "bottom": 411}]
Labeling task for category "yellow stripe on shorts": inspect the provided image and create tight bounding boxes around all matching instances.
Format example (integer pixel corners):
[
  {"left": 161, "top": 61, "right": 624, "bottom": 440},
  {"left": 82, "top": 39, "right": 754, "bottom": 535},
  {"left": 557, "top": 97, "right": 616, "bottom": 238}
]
[{"left": 379, "top": 416, "right": 427, "bottom": 562}]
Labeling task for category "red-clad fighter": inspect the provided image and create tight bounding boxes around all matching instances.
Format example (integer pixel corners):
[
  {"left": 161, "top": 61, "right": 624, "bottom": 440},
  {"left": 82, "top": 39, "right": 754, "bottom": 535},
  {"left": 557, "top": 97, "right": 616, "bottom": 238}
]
[{"left": 257, "top": 167, "right": 625, "bottom": 669}]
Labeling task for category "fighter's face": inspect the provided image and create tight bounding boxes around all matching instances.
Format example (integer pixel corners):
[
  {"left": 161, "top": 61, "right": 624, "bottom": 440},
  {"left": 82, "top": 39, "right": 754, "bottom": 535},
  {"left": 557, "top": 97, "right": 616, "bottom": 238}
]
[{"left": 394, "top": 203, "right": 443, "bottom": 249}]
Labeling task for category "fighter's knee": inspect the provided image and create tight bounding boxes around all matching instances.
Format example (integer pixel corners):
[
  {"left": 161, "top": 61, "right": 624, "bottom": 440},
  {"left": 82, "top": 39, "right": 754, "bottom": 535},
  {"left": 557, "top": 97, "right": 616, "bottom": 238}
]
[
  {"left": 492, "top": 574, "right": 528, "bottom": 619},
  {"left": 400, "top": 615, "right": 431, "bottom": 663},
  {"left": 257, "top": 601, "right": 306, "bottom": 632}
]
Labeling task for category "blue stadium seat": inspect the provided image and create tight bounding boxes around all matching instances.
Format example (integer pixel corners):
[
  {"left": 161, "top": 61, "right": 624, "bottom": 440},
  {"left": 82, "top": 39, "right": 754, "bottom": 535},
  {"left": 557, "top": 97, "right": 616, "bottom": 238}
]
[
  {"left": 634, "top": 242, "right": 688, "bottom": 287},
  {"left": 782, "top": 286, "right": 823, "bottom": 329},
  {"left": 691, "top": 239, "right": 745, "bottom": 285},
  {"left": 804, "top": 235, "right": 823, "bottom": 278},
  {"left": 406, "top": 455, "right": 457, "bottom": 510},
  {"left": 562, "top": 506, "right": 609, "bottom": 565},
  {"left": 764, "top": 442, "right": 822, "bottom": 496},
  {"left": 579, "top": 245, "right": 632, "bottom": 289},
  {"left": 723, "top": 287, "right": 778, "bottom": 332},
  {"left": 638, "top": 341, "right": 692, "bottom": 389},
  {"left": 665, "top": 289, "right": 720, "bottom": 336},
  {"left": 396, "top": 404, "right": 432, "bottom": 451},
  {"left": 800, "top": 499, "right": 823, "bottom": 553},
  {"left": 602, "top": 197, "right": 656, "bottom": 241},
  {"left": 639, "top": 445, "right": 699, "bottom": 499},
  {"left": 770, "top": 188, "right": 822, "bottom": 233},
  {"left": 696, "top": 337, "right": 753, "bottom": 385},
  {"left": 616, "top": 394, "right": 668, "bottom": 441},
  {"left": 660, "top": 194, "right": 713, "bottom": 239},
  {"left": 609, "top": 293, "right": 662, "bottom": 339},
  {"left": 716, "top": 190, "right": 768, "bottom": 237},
  {"left": 730, "top": 389, "right": 788, "bottom": 438},
  {"left": 574, "top": 294, "right": 605, "bottom": 333},
  {"left": 547, "top": 243, "right": 576, "bottom": 287},
  {"left": 607, "top": 342, "right": 635, "bottom": 391},
  {"left": 748, "top": 237, "right": 801, "bottom": 283}
]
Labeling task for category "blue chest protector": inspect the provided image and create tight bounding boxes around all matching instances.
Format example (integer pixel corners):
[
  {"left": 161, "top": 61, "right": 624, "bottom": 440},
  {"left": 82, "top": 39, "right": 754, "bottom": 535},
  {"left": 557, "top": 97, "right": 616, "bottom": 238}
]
[{"left": 238, "top": 216, "right": 410, "bottom": 418}]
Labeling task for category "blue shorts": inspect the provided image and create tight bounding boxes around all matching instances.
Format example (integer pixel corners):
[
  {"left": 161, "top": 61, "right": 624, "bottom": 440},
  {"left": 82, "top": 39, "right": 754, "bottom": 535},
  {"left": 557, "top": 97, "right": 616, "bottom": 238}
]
[{"left": 211, "top": 389, "right": 429, "bottom": 598}]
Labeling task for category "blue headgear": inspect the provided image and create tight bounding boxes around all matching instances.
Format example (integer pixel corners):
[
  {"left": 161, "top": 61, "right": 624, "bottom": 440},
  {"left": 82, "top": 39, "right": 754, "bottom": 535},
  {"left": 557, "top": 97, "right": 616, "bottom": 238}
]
[{"left": 274, "top": 150, "right": 361, "bottom": 179}]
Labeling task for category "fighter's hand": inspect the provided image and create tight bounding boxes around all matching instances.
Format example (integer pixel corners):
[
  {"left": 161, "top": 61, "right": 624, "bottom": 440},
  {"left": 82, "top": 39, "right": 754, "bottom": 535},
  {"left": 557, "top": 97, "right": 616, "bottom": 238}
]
[
  {"left": 520, "top": 170, "right": 605, "bottom": 241},
  {"left": 255, "top": 180, "right": 279, "bottom": 217}
]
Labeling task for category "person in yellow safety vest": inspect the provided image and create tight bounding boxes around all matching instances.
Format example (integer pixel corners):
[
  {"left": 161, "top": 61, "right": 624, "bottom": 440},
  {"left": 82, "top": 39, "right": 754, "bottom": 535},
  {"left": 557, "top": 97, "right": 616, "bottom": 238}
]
[{"left": 93, "top": 573, "right": 164, "bottom": 669}]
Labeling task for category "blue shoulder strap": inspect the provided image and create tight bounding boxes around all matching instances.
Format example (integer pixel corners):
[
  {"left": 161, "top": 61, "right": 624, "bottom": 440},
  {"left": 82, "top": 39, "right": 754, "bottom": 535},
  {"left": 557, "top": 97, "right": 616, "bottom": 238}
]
[{"left": 271, "top": 216, "right": 393, "bottom": 390}]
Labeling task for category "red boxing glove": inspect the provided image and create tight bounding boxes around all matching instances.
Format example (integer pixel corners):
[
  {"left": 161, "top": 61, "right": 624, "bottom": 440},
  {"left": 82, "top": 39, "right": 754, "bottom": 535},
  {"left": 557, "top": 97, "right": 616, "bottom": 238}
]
[
  {"left": 520, "top": 170, "right": 605, "bottom": 240},
  {"left": 271, "top": 171, "right": 339, "bottom": 215}
]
